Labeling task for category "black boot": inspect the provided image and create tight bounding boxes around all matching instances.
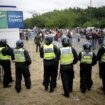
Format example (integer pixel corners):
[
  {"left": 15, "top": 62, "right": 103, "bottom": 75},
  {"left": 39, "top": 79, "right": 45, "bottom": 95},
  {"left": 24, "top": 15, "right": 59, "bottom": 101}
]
[
  {"left": 49, "top": 88, "right": 54, "bottom": 93},
  {"left": 45, "top": 86, "right": 48, "bottom": 91},
  {"left": 81, "top": 90, "right": 86, "bottom": 94},
  {"left": 63, "top": 94, "right": 69, "bottom": 98},
  {"left": 3, "top": 85, "right": 11, "bottom": 88}
]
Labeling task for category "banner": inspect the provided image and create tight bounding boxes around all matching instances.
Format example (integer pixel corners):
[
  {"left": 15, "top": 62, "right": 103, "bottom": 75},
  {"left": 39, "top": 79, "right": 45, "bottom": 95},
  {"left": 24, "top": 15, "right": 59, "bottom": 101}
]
[
  {"left": 7, "top": 11, "right": 23, "bottom": 28},
  {"left": 0, "top": 11, "right": 8, "bottom": 28}
]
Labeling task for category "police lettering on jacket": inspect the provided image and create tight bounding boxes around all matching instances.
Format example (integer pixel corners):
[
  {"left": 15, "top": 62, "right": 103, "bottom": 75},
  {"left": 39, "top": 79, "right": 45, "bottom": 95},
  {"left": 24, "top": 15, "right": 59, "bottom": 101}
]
[
  {"left": 81, "top": 51, "right": 93, "bottom": 64},
  {"left": 43, "top": 44, "right": 55, "bottom": 60},
  {"left": 14, "top": 48, "right": 26, "bottom": 62}
]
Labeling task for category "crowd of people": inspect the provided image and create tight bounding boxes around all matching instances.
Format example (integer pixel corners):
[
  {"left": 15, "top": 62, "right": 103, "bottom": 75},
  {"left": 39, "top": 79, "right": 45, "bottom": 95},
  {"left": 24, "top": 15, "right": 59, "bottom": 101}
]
[
  {"left": 77, "top": 28, "right": 105, "bottom": 50},
  {"left": 0, "top": 27, "right": 105, "bottom": 98},
  {"left": 20, "top": 27, "right": 105, "bottom": 51}
]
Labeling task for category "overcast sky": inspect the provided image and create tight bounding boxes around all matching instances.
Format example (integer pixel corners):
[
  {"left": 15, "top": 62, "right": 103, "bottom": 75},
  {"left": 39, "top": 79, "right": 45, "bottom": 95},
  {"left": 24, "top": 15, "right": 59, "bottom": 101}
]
[{"left": 0, "top": 0, "right": 105, "bottom": 19}]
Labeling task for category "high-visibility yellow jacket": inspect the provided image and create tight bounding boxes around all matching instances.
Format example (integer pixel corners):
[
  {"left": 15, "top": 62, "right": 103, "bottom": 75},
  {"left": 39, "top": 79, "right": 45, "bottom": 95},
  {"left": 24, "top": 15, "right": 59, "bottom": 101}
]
[
  {"left": 101, "top": 53, "right": 105, "bottom": 62},
  {"left": 60, "top": 47, "right": 74, "bottom": 65},
  {"left": 14, "top": 48, "right": 26, "bottom": 62},
  {"left": 0, "top": 47, "right": 11, "bottom": 60},
  {"left": 43, "top": 44, "right": 55, "bottom": 60},
  {"left": 81, "top": 51, "right": 93, "bottom": 64}
]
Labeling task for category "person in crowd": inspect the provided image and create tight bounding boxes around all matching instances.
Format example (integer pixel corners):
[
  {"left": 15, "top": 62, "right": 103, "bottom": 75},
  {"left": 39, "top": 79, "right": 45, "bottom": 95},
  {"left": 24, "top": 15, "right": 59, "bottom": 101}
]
[
  {"left": 98, "top": 31, "right": 104, "bottom": 48},
  {"left": 34, "top": 33, "right": 42, "bottom": 52},
  {"left": 25, "top": 30, "right": 29, "bottom": 41},
  {"left": 67, "top": 31, "right": 72, "bottom": 46}
]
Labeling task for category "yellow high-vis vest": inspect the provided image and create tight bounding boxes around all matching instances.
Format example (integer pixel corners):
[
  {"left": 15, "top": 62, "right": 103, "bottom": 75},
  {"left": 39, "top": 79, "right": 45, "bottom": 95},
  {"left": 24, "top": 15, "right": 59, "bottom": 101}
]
[
  {"left": 81, "top": 51, "right": 93, "bottom": 64},
  {"left": 101, "top": 53, "right": 105, "bottom": 62},
  {"left": 43, "top": 44, "right": 55, "bottom": 60},
  {"left": 60, "top": 47, "right": 74, "bottom": 65},
  {"left": 0, "top": 47, "right": 11, "bottom": 60},
  {"left": 14, "top": 48, "right": 26, "bottom": 62},
  {"left": 101, "top": 46, "right": 105, "bottom": 62}
]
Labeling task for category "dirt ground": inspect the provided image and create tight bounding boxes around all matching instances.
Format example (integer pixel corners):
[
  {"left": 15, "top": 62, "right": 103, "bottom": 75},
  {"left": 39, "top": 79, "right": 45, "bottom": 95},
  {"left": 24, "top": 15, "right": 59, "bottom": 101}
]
[{"left": 0, "top": 40, "right": 105, "bottom": 105}]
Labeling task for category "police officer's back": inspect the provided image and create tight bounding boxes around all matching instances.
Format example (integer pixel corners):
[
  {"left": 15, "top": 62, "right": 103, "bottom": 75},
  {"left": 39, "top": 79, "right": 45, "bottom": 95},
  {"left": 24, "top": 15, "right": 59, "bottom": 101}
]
[
  {"left": 40, "top": 35, "right": 59, "bottom": 92},
  {"left": 79, "top": 42, "right": 97, "bottom": 93},
  {"left": 59, "top": 37, "right": 78, "bottom": 97},
  {"left": 0, "top": 39, "right": 13, "bottom": 88},
  {"left": 13, "top": 40, "right": 31, "bottom": 93},
  {"left": 97, "top": 42, "right": 105, "bottom": 94}
]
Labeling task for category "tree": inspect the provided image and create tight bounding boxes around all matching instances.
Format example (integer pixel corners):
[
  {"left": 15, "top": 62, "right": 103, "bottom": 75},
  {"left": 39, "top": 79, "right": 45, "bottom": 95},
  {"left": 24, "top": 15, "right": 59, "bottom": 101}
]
[{"left": 24, "top": 6, "right": 105, "bottom": 28}]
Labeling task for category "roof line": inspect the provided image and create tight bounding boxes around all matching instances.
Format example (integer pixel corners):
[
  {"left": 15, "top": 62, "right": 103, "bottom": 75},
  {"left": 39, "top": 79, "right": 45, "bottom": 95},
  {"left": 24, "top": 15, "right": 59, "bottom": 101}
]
[{"left": 0, "top": 5, "right": 16, "bottom": 8}]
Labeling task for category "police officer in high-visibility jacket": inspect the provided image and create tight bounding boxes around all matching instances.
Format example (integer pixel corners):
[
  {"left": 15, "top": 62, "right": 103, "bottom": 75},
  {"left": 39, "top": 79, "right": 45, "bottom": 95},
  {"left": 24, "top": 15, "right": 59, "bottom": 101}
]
[
  {"left": 79, "top": 42, "right": 97, "bottom": 93},
  {"left": 13, "top": 40, "right": 31, "bottom": 93},
  {"left": 0, "top": 39, "right": 13, "bottom": 88},
  {"left": 59, "top": 37, "right": 78, "bottom": 98},
  {"left": 97, "top": 42, "right": 105, "bottom": 94},
  {"left": 40, "top": 35, "right": 59, "bottom": 93}
]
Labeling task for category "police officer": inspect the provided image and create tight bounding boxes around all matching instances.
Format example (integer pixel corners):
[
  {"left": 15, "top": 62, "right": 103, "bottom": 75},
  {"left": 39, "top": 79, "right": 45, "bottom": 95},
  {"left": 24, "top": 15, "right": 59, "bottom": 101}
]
[
  {"left": 13, "top": 40, "right": 31, "bottom": 93},
  {"left": 79, "top": 42, "right": 97, "bottom": 93},
  {"left": 40, "top": 35, "right": 59, "bottom": 92},
  {"left": 97, "top": 42, "right": 105, "bottom": 94},
  {"left": 0, "top": 39, "right": 13, "bottom": 88},
  {"left": 59, "top": 37, "right": 78, "bottom": 97}
]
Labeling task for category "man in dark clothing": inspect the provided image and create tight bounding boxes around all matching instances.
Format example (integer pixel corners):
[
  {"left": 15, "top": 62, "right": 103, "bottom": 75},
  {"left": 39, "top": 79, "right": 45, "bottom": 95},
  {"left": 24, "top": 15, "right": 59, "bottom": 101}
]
[
  {"left": 97, "top": 43, "right": 105, "bottom": 94},
  {"left": 98, "top": 31, "right": 104, "bottom": 48},
  {"left": 40, "top": 35, "right": 59, "bottom": 93},
  {"left": 58, "top": 37, "right": 78, "bottom": 98},
  {"left": 12, "top": 40, "right": 31, "bottom": 93},
  {"left": 0, "top": 39, "right": 13, "bottom": 88},
  {"left": 67, "top": 31, "right": 72, "bottom": 46},
  {"left": 79, "top": 42, "right": 97, "bottom": 93},
  {"left": 34, "top": 33, "right": 41, "bottom": 52},
  {"left": 91, "top": 31, "right": 98, "bottom": 50}
]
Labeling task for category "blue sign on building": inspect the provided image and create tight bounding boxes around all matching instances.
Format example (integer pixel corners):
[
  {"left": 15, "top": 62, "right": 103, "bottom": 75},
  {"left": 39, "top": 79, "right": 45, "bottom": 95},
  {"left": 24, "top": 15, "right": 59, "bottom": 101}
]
[{"left": 7, "top": 11, "right": 23, "bottom": 28}]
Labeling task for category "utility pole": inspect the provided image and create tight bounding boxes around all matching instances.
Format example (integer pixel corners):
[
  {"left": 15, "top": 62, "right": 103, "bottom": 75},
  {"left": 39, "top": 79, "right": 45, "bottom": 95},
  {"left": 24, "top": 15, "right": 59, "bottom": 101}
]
[{"left": 90, "top": 0, "right": 92, "bottom": 25}]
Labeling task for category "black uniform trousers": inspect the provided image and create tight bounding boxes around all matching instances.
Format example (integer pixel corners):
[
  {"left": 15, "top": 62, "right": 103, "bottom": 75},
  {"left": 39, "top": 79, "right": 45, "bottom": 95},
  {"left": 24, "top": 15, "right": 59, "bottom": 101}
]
[
  {"left": 36, "top": 43, "right": 41, "bottom": 52},
  {"left": 0, "top": 60, "right": 12, "bottom": 87},
  {"left": 55, "top": 61, "right": 59, "bottom": 85},
  {"left": 15, "top": 63, "right": 31, "bottom": 91},
  {"left": 60, "top": 65, "right": 74, "bottom": 96},
  {"left": 43, "top": 61, "right": 58, "bottom": 90},
  {"left": 80, "top": 64, "right": 93, "bottom": 92},
  {"left": 99, "top": 62, "right": 105, "bottom": 92}
]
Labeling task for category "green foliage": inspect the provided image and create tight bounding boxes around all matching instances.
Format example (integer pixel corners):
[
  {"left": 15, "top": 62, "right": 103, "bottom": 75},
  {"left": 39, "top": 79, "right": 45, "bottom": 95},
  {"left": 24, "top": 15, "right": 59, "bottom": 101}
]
[
  {"left": 24, "top": 6, "right": 105, "bottom": 28},
  {"left": 24, "top": 18, "right": 32, "bottom": 28},
  {"left": 83, "top": 21, "right": 92, "bottom": 27}
]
